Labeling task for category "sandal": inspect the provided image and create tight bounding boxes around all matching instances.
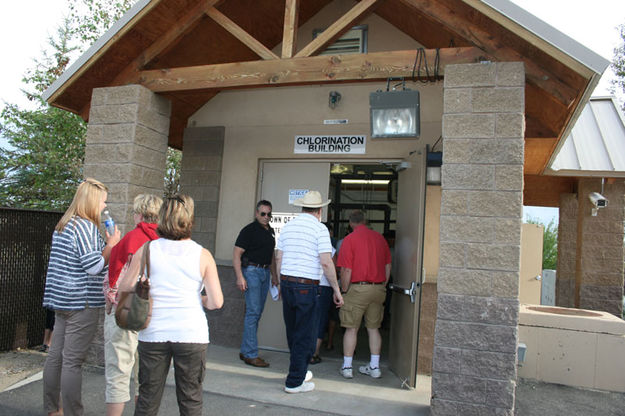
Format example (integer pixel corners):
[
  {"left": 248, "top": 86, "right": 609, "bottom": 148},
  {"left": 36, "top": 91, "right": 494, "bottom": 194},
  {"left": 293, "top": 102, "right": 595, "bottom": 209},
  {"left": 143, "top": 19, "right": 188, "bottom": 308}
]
[{"left": 309, "top": 355, "right": 322, "bottom": 365}]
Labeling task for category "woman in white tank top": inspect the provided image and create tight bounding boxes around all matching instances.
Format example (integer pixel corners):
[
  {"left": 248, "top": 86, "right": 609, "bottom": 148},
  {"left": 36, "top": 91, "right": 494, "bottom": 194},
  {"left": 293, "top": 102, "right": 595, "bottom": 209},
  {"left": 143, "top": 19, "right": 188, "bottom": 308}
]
[{"left": 119, "top": 195, "right": 223, "bottom": 416}]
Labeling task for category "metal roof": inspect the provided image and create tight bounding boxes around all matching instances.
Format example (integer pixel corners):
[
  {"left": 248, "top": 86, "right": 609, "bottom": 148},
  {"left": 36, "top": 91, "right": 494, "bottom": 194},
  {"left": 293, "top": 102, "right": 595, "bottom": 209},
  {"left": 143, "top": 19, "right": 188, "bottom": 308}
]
[
  {"left": 479, "top": 0, "right": 609, "bottom": 75},
  {"left": 548, "top": 97, "right": 625, "bottom": 177}
]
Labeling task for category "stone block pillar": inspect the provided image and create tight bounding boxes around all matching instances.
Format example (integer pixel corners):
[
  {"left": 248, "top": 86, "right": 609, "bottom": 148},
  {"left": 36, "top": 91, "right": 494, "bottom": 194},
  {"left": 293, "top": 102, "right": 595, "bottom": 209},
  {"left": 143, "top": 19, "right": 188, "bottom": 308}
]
[
  {"left": 556, "top": 194, "right": 578, "bottom": 307},
  {"left": 83, "top": 85, "right": 170, "bottom": 364},
  {"left": 431, "top": 62, "right": 524, "bottom": 415},
  {"left": 179, "top": 127, "right": 225, "bottom": 254},
  {"left": 84, "top": 85, "right": 170, "bottom": 233},
  {"left": 576, "top": 178, "right": 624, "bottom": 317}
]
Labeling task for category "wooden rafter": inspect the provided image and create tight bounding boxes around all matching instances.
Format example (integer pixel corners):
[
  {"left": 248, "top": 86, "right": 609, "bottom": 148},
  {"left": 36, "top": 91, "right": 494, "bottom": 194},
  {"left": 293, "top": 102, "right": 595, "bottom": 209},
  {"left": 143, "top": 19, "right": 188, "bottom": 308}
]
[
  {"left": 295, "top": 0, "right": 380, "bottom": 58},
  {"left": 282, "top": 0, "right": 300, "bottom": 58},
  {"left": 205, "top": 6, "right": 279, "bottom": 60},
  {"left": 137, "top": 47, "right": 482, "bottom": 92},
  {"left": 397, "top": 0, "right": 578, "bottom": 106},
  {"left": 111, "top": 0, "right": 221, "bottom": 87}
]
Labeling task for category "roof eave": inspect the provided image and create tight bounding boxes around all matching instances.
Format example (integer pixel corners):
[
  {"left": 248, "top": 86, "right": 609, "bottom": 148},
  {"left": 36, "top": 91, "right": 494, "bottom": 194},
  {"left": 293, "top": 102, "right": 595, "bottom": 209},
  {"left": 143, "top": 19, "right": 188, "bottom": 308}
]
[
  {"left": 469, "top": 0, "right": 610, "bottom": 76},
  {"left": 544, "top": 73, "right": 604, "bottom": 172},
  {"left": 42, "top": 0, "right": 154, "bottom": 105}
]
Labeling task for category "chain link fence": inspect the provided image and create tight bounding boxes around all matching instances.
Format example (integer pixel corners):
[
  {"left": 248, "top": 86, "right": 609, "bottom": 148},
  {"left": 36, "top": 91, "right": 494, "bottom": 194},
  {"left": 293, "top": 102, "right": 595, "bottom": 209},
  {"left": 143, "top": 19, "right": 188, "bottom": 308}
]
[{"left": 0, "top": 208, "right": 62, "bottom": 351}]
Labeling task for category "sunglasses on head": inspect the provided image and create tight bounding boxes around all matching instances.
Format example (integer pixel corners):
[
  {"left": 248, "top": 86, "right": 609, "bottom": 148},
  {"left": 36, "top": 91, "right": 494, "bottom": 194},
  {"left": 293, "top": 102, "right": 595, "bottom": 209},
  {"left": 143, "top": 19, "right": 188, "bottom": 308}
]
[{"left": 260, "top": 212, "right": 272, "bottom": 218}]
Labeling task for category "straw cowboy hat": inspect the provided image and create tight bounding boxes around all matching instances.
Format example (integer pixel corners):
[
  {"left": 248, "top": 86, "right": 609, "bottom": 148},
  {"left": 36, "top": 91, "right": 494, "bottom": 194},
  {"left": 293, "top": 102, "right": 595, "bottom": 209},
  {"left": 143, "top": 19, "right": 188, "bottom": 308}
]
[{"left": 293, "top": 191, "right": 331, "bottom": 208}]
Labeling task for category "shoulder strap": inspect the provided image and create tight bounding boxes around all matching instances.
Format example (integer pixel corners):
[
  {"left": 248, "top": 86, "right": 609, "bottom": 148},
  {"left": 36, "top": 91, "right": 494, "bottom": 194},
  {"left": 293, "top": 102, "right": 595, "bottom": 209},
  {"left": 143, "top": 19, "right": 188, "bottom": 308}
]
[{"left": 140, "top": 241, "right": 151, "bottom": 280}]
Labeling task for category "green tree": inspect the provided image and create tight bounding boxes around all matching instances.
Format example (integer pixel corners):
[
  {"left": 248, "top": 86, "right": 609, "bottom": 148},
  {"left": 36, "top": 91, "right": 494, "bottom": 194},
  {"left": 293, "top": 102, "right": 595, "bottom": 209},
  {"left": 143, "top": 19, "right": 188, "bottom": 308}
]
[
  {"left": 526, "top": 217, "right": 558, "bottom": 270},
  {"left": 611, "top": 23, "right": 625, "bottom": 111},
  {"left": 164, "top": 147, "right": 182, "bottom": 197},
  {"left": 68, "top": 0, "right": 137, "bottom": 45},
  {"left": 0, "top": 20, "right": 86, "bottom": 210},
  {"left": 0, "top": 0, "right": 181, "bottom": 209}
]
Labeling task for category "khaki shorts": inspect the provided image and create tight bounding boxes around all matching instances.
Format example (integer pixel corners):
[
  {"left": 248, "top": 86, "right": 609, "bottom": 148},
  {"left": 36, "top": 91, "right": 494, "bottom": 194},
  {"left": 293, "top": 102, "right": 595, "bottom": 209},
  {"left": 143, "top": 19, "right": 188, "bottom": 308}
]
[
  {"left": 339, "top": 284, "right": 386, "bottom": 329},
  {"left": 104, "top": 306, "right": 139, "bottom": 403}
]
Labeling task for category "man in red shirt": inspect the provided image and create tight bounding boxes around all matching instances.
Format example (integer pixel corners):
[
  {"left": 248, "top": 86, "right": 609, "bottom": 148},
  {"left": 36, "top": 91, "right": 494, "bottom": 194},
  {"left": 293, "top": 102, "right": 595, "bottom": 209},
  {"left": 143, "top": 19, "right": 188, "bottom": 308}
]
[{"left": 336, "top": 210, "right": 391, "bottom": 379}]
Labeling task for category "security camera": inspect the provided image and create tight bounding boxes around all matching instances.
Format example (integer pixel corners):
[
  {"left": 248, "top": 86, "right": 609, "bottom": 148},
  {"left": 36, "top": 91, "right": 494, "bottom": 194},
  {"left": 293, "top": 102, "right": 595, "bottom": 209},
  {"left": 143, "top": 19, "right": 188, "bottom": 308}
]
[{"left": 588, "top": 192, "right": 608, "bottom": 208}]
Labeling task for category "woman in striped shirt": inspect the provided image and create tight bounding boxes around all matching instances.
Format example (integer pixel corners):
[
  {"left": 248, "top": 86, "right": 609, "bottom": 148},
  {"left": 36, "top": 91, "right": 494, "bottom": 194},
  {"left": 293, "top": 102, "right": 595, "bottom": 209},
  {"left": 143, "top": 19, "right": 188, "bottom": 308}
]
[{"left": 42, "top": 178, "right": 121, "bottom": 416}]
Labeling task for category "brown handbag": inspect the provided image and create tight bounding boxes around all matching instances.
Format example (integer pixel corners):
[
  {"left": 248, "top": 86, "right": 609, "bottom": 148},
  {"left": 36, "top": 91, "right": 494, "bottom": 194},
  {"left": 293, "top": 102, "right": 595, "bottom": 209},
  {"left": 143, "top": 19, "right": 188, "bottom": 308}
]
[{"left": 115, "top": 242, "right": 152, "bottom": 331}]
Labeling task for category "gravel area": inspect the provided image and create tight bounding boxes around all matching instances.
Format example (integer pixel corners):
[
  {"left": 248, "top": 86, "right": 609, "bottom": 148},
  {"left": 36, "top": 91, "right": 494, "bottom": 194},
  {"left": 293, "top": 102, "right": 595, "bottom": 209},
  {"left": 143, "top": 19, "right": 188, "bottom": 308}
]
[{"left": 0, "top": 349, "right": 47, "bottom": 392}]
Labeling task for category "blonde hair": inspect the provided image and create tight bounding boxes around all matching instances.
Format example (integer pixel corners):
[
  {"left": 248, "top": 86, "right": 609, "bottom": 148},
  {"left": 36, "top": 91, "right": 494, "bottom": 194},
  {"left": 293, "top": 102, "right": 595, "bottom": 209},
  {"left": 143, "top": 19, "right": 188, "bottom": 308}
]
[
  {"left": 56, "top": 178, "right": 108, "bottom": 232},
  {"left": 133, "top": 194, "right": 163, "bottom": 223},
  {"left": 157, "top": 195, "right": 194, "bottom": 240}
]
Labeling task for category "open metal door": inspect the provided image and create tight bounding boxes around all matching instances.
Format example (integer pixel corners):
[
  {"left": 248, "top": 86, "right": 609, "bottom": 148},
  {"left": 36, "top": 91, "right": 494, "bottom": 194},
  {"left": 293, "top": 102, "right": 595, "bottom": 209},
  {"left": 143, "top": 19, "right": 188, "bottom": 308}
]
[
  {"left": 389, "top": 147, "right": 427, "bottom": 387},
  {"left": 257, "top": 161, "right": 331, "bottom": 351}
]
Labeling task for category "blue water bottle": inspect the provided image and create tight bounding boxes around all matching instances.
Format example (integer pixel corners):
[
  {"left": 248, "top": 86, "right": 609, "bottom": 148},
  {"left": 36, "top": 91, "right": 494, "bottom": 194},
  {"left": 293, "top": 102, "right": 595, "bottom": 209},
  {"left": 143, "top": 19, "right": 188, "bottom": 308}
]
[{"left": 103, "top": 210, "right": 115, "bottom": 236}]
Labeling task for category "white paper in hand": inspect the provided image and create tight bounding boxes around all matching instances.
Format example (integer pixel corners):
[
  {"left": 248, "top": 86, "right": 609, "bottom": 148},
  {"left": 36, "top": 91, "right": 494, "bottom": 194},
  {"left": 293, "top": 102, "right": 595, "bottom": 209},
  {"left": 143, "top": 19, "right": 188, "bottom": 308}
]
[{"left": 270, "top": 284, "right": 280, "bottom": 301}]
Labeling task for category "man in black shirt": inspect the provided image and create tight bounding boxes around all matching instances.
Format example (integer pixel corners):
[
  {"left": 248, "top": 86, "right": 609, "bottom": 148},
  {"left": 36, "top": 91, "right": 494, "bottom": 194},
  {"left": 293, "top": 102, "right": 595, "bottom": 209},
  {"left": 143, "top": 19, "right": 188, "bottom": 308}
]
[{"left": 234, "top": 200, "right": 277, "bottom": 367}]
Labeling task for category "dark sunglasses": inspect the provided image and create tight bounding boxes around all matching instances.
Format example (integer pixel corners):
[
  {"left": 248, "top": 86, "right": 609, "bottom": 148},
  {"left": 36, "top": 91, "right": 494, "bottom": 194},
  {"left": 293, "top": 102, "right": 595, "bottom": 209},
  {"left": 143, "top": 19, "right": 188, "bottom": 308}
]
[{"left": 260, "top": 212, "right": 272, "bottom": 218}]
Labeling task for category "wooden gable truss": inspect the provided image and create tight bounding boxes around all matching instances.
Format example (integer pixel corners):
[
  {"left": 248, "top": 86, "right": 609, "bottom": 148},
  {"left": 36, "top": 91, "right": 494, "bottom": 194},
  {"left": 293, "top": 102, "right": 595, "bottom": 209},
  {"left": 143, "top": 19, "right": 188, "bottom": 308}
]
[{"left": 45, "top": 0, "right": 603, "bottom": 206}]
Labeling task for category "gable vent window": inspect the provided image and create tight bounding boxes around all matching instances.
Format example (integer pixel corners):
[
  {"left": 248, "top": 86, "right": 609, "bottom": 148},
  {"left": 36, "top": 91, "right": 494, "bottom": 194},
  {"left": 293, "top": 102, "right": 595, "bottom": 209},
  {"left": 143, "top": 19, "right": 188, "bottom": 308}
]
[{"left": 313, "top": 25, "right": 367, "bottom": 55}]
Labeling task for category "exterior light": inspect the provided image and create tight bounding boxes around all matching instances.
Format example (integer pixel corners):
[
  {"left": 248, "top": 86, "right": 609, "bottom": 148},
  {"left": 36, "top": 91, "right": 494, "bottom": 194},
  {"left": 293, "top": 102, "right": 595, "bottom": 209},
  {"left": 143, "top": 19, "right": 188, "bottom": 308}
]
[
  {"left": 426, "top": 148, "right": 442, "bottom": 185},
  {"left": 370, "top": 79, "right": 420, "bottom": 138}
]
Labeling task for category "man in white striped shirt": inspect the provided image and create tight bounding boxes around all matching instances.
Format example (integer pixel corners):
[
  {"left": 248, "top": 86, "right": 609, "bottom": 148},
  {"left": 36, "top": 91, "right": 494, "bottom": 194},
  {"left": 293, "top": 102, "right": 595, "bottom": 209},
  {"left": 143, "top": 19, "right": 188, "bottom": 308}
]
[{"left": 276, "top": 191, "right": 343, "bottom": 394}]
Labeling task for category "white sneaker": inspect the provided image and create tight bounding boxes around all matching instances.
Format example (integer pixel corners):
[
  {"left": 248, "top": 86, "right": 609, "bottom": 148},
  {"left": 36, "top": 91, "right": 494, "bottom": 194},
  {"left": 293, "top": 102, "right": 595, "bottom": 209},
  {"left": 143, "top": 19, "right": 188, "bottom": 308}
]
[
  {"left": 284, "top": 381, "right": 315, "bottom": 394},
  {"left": 340, "top": 367, "right": 353, "bottom": 379},
  {"left": 359, "top": 365, "right": 381, "bottom": 378},
  {"left": 305, "top": 370, "right": 313, "bottom": 382}
]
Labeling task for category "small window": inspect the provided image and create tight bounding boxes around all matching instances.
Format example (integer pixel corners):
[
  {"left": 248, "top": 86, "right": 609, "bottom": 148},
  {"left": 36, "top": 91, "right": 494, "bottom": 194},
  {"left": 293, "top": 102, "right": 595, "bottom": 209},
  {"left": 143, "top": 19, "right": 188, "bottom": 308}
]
[{"left": 313, "top": 25, "right": 368, "bottom": 55}]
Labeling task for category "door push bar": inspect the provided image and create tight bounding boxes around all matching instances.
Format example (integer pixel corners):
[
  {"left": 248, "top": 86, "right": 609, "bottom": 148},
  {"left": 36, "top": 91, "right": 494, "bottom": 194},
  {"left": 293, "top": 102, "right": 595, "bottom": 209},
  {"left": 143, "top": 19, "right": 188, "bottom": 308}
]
[{"left": 388, "top": 281, "right": 420, "bottom": 304}]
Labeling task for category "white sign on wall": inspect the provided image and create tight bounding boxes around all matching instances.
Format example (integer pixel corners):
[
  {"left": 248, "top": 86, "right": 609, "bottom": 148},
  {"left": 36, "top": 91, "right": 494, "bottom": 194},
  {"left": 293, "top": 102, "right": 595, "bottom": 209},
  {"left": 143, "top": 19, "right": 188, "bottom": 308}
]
[
  {"left": 294, "top": 135, "right": 366, "bottom": 154},
  {"left": 269, "top": 212, "right": 300, "bottom": 244},
  {"left": 288, "top": 189, "right": 309, "bottom": 205}
]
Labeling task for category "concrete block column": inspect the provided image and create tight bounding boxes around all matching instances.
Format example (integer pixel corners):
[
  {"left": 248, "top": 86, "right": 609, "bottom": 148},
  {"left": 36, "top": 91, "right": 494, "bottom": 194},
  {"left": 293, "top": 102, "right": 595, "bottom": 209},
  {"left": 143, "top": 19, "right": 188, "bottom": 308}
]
[
  {"left": 576, "top": 178, "right": 624, "bottom": 317},
  {"left": 84, "top": 85, "right": 170, "bottom": 234},
  {"left": 82, "top": 85, "right": 170, "bottom": 364},
  {"left": 431, "top": 62, "right": 525, "bottom": 416},
  {"left": 556, "top": 194, "right": 578, "bottom": 307},
  {"left": 179, "top": 127, "right": 225, "bottom": 254}
]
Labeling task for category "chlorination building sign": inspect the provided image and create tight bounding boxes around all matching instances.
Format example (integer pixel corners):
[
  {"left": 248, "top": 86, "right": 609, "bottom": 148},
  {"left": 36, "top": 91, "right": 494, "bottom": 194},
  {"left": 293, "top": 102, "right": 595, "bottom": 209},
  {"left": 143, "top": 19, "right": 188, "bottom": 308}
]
[{"left": 294, "top": 135, "right": 366, "bottom": 154}]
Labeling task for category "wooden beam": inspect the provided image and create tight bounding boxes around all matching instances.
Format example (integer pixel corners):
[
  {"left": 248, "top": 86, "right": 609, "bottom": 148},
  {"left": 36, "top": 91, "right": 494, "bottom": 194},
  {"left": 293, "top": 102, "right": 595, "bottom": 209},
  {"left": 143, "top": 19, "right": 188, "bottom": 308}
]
[
  {"left": 205, "top": 6, "right": 279, "bottom": 60},
  {"left": 295, "top": 0, "right": 380, "bottom": 58},
  {"left": 112, "top": 0, "right": 221, "bottom": 86},
  {"left": 524, "top": 138, "right": 557, "bottom": 175},
  {"left": 524, "top": 174, "right": 576, "bottom": 207},
  {"left": 397, "top": 0, "right": 578, "bottom": 106},
  {"left": 137, "top": 47, "right": 482, "bottom": 92},
  {"left": 282, "top": 0, "right": 300, "bottom": 58}
]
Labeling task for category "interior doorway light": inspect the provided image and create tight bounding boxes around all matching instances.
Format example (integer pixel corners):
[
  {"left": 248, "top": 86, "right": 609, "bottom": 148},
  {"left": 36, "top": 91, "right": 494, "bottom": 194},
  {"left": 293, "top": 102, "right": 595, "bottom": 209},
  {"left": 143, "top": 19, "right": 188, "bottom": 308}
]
[
  {"left": 370, "top": 78, "right": 420, "bottom": 138},
  {"left": 341, "top": 179, "right": 390, "bottom": 185}
]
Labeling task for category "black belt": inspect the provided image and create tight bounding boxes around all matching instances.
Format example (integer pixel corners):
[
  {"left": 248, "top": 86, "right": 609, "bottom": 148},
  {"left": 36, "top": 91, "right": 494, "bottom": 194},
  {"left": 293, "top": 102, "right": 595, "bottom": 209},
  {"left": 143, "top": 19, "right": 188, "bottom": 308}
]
[
  {"left": 248, "top": 262, "right": 270, "bottom": 269},
  {"left": 280, "top": 275, "right": 320, "bottom": 286},
  {"left": 354, "top": 281, "right": 385, "bottom": 285}
]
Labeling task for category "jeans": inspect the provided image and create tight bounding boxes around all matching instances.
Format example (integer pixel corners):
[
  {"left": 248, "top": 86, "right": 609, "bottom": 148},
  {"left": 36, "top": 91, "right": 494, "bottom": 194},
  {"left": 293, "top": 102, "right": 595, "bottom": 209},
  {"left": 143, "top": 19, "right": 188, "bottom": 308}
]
[
  {"left": 135, "top": 341, "right": 207, "bottom": 416},
  {"left": 281, "top": 279, "right": 319, "bottom": 388},
  {"left": 43, "top": 306, "right": 100, "bottom": 416},
  {"left": 240, "top": 266, "right": 270, "bottom": 359},
  {"left": 316, "top": 286, "right": 334, "bottom": 339}
]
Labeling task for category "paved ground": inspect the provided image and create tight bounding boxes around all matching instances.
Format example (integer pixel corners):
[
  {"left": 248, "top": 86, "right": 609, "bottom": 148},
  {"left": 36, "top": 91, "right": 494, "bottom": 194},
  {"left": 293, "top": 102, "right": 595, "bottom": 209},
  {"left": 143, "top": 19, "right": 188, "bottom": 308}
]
[
  {"left": 2, "top": 346, "right": 624, "bottom": 415},
  {"left": 0, "top": 345, "right": 431, "bottom": 416}
]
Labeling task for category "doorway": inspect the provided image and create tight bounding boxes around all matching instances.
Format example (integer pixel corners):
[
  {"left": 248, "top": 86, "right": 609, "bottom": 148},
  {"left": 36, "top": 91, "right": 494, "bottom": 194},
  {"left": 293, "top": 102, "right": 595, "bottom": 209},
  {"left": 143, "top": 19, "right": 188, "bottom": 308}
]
[{"left": 256, "top": 153, "right": 426, "bottom": 387}]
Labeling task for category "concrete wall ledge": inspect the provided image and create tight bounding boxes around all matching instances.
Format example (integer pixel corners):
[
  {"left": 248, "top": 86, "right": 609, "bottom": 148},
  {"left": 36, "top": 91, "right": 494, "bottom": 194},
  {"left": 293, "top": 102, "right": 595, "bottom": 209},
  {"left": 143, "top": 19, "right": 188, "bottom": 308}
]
[
  {"left": 519, "top": 303, "right": 625, "bottom": 392},
  {"left": 520, "top": 304, "right": 625, "bottom": 335}
]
